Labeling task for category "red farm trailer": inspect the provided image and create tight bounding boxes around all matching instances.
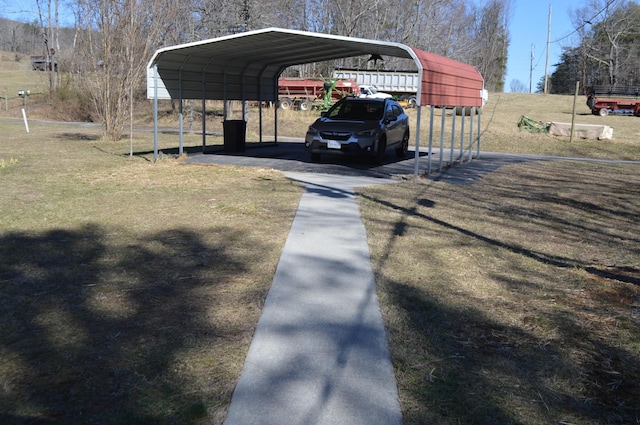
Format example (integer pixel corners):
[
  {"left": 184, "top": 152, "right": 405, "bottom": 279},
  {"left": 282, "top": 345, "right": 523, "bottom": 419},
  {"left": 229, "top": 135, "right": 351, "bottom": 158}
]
[
  {"left": 586, "top": 86, "right": 640, "bottom": 117},
  {"left": 277, "top": 78, "right": 359, "bottom": 110}
]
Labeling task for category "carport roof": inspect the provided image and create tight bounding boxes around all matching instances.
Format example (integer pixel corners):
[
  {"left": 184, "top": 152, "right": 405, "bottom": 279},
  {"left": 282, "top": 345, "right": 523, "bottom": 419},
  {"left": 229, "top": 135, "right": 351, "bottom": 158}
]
[{"left": 148, "top": 27, "right": 484, "bottom": 107}]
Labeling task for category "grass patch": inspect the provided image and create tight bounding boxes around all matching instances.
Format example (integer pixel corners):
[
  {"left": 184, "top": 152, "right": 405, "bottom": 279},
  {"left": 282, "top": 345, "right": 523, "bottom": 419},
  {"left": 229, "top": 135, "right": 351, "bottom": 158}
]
[
  {"left": 2, "top": 89, "right": 640, "bottom": 424},
  {"left": 358, "top": 160, "right": 640, "bottom": 424},
  {"left": 477, "top": 93, "right": 640, "bottom": 159},
  {"left": 0, "top": 156, "right": 19, "bottom": 168},
  {"left": 0, "top": 51, "right": 50, "bottom": 111},
  {"left": 0, "top": 121, "right": 303, "bottom": 424}
]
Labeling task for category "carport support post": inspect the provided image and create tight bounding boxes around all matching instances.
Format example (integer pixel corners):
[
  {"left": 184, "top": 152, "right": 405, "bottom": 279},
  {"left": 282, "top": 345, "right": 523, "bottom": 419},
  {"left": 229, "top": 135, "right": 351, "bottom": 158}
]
[
  {"left": 258, "top": 100, "right": 263, "bottom": 144},
  {"left": 426, "top": 105, "right": 435, "bottom": 175},
  {"left": 201, "top": 75, "right": 207, "bottom": 151},
  {"left": 413, "top": 106, "right": 422, "bottom": 177},
  {"left": 450, "top": 107, "right": 456, "bottom": 165},
  {"left": 439, "top": 106, "right": 446, "bottom": 172},
  {"left": 178, "top": 100, "right": 184, "bottom": 155},
  {"left": 468, "top": 108, "right": 474, "bottom": 162},
  {"left": 178, "top": 68, "right": 184, "bottom": 155},
  {"left": 202, "top": 97, "right": 207, "bottom": 149},
  {"left": 274, "top": 102, "right": 278, "bottom": 144},
  {"left": 477, "top": 107, "right": 482, "bottom": 158},
  {"left": 459, "top": 107, "right": 465, "bottom": 162},
  {"left": 153, "top": 64, "right": 159, "bottom": 162}
]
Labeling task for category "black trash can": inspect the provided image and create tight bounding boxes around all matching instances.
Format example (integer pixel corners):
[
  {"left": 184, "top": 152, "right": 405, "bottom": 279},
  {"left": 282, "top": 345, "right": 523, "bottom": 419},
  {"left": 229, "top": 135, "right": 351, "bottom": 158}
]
[{"left": 223, "top": 120, "right": 246, "bottom": 152}]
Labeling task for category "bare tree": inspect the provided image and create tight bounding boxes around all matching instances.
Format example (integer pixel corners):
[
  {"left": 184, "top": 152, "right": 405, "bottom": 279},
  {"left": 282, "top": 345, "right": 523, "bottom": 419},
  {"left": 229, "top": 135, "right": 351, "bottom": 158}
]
[
  {"left": 33, "top": 0, "right": 61, "bottom": 92},
  {"left": 302, "top": 0, "right": 333, "bottom": 32},
  {"left": 471, "top": 0, "right": 511, "bottom": 92},
  {"left": 73, "top": 0, "right": 176, "bottom": 140},
  {"left": 510, "top": 79, "right": 528, "bottom": 93},
  {"left": 319, "top": 0, "right": 382, "bottom": 39},
  {"left": 573, "top": 0, "right": 640, "bottom": 86}
]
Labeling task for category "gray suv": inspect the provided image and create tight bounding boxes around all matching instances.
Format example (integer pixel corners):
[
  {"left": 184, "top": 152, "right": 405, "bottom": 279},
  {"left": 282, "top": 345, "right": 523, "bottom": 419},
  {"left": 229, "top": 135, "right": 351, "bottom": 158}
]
[{"left": 304, "top": 97, "right": 410, "bottom": 163}]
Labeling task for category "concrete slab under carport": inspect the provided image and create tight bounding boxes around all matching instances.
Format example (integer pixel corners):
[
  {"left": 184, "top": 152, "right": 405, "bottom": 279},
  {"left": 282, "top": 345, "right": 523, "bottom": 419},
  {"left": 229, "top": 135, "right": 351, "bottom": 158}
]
[
  {"left": 182, "top": 138, "right": 543, "bottom": 184},
  {"left": 184, "top": 138, "right": 429, "bottom": 179}
]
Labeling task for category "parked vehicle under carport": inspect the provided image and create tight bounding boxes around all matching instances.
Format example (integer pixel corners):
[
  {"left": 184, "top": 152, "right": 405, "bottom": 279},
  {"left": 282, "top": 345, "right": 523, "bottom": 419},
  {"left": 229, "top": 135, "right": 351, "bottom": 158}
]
[{"left": 304, "top": 97, "right": 410, "bottom": 164}]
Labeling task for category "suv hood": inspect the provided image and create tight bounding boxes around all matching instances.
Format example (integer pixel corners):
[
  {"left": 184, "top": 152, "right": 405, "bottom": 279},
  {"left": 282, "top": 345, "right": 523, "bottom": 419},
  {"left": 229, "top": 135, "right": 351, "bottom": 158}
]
[{"left": 311, "top": 117, "right": 377, "bottom": 132}]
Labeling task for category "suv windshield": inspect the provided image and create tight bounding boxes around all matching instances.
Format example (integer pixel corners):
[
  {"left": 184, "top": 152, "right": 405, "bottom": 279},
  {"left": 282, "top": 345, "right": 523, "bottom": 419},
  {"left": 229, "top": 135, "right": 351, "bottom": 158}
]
[{"left": 326, "top": 100, "right": 384, "bottom": 121}]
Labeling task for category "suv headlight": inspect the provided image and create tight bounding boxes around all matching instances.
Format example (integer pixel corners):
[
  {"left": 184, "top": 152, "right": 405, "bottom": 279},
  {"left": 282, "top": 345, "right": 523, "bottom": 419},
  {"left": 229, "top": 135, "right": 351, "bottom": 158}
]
[
  {"left": 355, "top": 128, "right": 377, "bottom": 137},
  {"left": 307, "top": 126, "right": 319, "bottom": 135}
]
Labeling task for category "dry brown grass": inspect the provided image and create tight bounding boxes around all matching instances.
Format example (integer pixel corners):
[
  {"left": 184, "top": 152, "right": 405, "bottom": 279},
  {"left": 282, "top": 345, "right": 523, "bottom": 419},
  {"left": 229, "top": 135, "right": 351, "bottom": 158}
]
[
  {"left": 0, "top": 121, "right": 302, "bottom": 423},
  {"left": 358, "top": 160, "right": 640, "bottom": 424},
  {"left": 477, "top": 93, "right": 640, "bottom": 160},
  {"left": 2, "top": 87, "right": 640, "bottom": 424}
]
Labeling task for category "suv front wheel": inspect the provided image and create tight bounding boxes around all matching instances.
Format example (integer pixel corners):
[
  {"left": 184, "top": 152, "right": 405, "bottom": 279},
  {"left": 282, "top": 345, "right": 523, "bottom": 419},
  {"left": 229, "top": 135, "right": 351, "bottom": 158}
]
[
  {"left": 396, "top": 130, "right": 409, "bottom": 157},
  {"left": 373, "top": 136, "right": 386, "bottom": 164}
]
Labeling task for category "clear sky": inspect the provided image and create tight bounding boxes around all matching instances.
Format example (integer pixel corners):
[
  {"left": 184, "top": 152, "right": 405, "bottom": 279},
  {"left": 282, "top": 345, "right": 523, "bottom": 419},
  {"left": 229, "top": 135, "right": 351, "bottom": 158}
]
[
  {"left": 505, "top": 0, "right": 585, "bottom": 92},
  {"left": 1, "top": 1, "right": 74, "bottom": 26}
]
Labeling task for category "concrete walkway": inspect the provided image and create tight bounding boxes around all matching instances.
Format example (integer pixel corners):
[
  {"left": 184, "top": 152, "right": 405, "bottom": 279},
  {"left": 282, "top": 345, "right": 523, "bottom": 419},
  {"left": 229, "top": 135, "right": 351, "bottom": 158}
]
[{"left": 223, "top": 172, "right": 402, "bottom": 425}]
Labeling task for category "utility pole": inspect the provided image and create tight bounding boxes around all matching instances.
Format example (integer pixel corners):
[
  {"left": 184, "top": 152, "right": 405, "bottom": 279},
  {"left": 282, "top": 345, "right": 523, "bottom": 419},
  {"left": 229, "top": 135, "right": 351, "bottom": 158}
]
[
  {"left": 544, "top": 4, "right": 552, "bottom": 94},
  {"left": 530, "top": 44, "right": 534, "bottom": 93}
]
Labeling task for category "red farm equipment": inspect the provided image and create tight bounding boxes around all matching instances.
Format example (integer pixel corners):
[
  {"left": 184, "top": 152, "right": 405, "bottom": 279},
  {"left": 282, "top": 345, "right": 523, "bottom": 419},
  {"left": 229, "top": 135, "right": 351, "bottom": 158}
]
[
  {"left": 586, "top": 86, "right": 640, "bottom": 117},
  {"left": 277, "top": 78, "right": 360, "bottom": 111}
]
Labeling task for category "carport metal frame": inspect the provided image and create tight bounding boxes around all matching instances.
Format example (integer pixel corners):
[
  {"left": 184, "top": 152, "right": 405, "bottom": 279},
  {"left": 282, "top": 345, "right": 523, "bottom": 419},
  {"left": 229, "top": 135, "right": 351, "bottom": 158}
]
[{"left": 148, "top": 27, "right": 484, "bottom": 176}]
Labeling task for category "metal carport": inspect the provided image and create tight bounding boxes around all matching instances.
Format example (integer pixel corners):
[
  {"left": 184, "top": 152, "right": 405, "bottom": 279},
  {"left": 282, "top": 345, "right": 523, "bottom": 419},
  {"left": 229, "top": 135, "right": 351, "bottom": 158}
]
[{"left": 147, "top": 27, "right": 485, "bottom": 176}]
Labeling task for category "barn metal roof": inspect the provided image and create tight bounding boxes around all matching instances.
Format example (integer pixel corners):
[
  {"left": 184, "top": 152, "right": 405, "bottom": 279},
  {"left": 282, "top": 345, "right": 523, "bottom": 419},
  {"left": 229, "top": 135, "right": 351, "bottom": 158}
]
[{"left": 148, "top": 27, "right": 484, "bottom": 107}]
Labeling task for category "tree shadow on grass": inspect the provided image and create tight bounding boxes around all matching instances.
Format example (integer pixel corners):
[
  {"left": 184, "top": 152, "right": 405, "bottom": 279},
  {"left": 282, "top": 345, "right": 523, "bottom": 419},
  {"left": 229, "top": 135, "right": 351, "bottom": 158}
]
[
  {"left": 0, "top": 224, "right": 252, "bottom": 424},
  {"left": 360, "top": 161, "right": 640, "bottom": 424},
  {"left": 55, "top": 133, "right": 102, "bottom": 141},
  {"left": 382, "top": 276, "right": 640, "bottom": 424}
]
